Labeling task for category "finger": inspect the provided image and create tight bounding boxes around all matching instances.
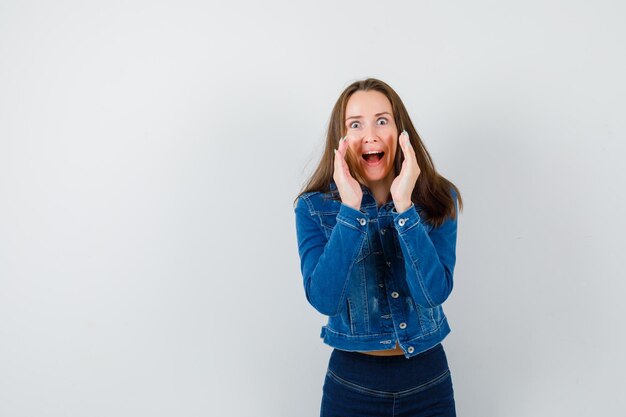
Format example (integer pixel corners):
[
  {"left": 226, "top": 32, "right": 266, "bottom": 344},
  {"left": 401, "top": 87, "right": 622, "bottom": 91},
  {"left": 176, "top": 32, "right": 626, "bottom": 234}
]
[
  {"left": 334, "top": 145, "right": 342, "bottom": 163},
  {"left": 334, "top": 136, "right": 347, "bottom": 176},
  {"left": 397, "top": 133, "right": 415, "bottom": 174},
  {"left": 338, "top": 136, "right": 351, "bottom": 173},
  {"left": 397, "top": 133, "right": 408, "bottom": 160},
  {"left": 334, "top": 145, "right": 343, "bottom": 174},
  {"left": 400, "top": 131, "right": 416, "bottom": 159},
  {"left": 338, "top": 135, "right": 348, "bottom": 156},
  {"left": 401, "top": 134, "right": 422, "bottom": 177},
  {"left": 402, "top": 131, "right": 415, "bottom": 155},
  {"left": 399, "top": 130, "right": 408, "bottom": 148}
]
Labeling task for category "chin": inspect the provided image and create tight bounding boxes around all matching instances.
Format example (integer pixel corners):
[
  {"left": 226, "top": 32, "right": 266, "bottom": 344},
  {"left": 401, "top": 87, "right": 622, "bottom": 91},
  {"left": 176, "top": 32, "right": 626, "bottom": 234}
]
[{"left": 363, "top": 175, "right": 389, "bottom": 185}]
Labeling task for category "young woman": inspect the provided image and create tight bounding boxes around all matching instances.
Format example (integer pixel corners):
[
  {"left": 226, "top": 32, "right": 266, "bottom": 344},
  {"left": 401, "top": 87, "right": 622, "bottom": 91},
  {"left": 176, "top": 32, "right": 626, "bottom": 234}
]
[{"left": 294, "top": 78, "right": 463, "bottom": 416}]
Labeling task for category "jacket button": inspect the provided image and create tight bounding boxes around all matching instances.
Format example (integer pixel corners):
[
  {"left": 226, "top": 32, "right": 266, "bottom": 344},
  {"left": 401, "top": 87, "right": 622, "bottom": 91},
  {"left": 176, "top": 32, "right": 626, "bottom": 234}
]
[
  {"left": 380, "top": 228, "right": 386, "bottom": 235},
  {"left": 407, "top": 346, "right": 414, "bottom": 353},
  {"left": 391, "top": 292, "right": 399, "bottom": 298},
  {"left": 358, "top": 218, "right": 367, "bottom": 226},
  {"left": 398, "top": 218, "right": 406, "bottom": 227},
  {"left": 399, "top": 322, "right": 407, "bottom": 329}
]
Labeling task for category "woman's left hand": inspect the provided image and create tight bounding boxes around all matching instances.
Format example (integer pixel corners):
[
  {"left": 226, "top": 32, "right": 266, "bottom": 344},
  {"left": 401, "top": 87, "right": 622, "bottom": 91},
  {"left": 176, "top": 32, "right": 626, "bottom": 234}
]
[{"left": 390, "top": 131, "right": 420, "bottom": 213}]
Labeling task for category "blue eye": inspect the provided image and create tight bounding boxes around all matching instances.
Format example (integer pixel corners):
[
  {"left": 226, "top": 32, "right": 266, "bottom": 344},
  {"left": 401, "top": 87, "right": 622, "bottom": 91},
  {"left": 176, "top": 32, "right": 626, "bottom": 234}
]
[{"left": 348, "top": 118, "right": 389, "bottom": 129}]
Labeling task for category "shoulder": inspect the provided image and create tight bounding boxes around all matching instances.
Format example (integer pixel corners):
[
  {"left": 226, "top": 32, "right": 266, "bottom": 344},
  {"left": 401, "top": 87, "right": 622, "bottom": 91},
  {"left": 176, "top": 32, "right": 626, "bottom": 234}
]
[
  {"left": 295, "top": 190, "right": 341, "bottom": 214},
  {"left": 294, "top": 192, "right": 316, "bottom": 214}
]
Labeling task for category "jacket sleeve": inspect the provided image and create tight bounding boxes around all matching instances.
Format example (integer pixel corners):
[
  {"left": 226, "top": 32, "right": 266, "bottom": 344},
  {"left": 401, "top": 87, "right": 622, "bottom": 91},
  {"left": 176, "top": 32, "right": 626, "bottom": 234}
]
[
  {"left": 392, "top": 190, "right": 459, "bottom": 308},
  {"left": 294, "top": 196, "right": 369, "bottom": 316}
]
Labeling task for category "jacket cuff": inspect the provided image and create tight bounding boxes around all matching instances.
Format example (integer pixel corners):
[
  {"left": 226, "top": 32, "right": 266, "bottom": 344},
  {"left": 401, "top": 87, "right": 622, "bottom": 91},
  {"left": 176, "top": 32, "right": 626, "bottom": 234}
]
[
  {"left": 336, "top": 203, "right": 369, "bottom": 233},
  {"left": 392, "top": 203, "right": 421, "bottom": 234}
]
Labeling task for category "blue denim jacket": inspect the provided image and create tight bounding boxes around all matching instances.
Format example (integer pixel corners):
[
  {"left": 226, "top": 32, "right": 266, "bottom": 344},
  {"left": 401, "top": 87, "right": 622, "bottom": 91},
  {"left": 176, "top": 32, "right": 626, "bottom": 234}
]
[{"left": 294, "top": 181, "right": 458, "bottom": 358}]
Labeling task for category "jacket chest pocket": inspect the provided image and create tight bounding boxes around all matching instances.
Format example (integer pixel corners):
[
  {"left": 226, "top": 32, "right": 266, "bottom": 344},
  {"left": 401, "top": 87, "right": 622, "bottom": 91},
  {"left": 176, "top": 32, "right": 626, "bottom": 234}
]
[{"left": 319, "top": 212, "right": 371, "bottom": 262}]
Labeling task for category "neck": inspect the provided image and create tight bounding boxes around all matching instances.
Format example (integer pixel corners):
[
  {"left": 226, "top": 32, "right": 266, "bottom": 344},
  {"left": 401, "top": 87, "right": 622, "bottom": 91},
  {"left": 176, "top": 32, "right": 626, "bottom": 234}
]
[{"left": 365, "top": 177, "right": 393, "bottom": 207}]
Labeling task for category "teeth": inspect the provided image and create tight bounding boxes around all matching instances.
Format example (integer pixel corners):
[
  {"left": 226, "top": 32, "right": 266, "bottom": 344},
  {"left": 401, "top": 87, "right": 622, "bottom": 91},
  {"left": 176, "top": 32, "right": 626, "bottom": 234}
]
[{"left": 364, "top": 151, "right": 383, "bottom": 155}]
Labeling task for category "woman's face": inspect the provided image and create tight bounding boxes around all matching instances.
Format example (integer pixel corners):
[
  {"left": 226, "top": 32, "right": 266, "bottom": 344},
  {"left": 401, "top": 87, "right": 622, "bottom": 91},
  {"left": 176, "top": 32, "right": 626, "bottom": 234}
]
[{"left": 344, "top": 90, "right": 398, "bottom": 187}]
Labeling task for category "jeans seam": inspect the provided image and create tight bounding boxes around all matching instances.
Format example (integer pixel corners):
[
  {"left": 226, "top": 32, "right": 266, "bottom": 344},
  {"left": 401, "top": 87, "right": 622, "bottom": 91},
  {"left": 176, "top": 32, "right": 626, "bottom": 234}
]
[
  {"left": 397, "top": 369, "right": 451, "bottom": 398},
  {"left": 326, "top": 368, "right": 450, "bottom": 399},
  {"left": 327, "top": 370, "right": 394, "bottom": 398}
]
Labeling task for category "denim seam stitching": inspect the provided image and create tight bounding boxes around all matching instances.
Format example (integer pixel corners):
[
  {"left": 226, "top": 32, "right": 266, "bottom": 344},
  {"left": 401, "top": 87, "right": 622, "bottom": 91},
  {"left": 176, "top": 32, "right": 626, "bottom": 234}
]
[
  {"left": 362, "top": 266, "right": 370, "bottom": 333},
  {"left": 303, "top": 196, "right": 329, "bottom": 243},
  {"left": 396, "top": 369, "right": 450, "bottom": 398},
  {"left": 333, "top": 239, "right": 361, "bottom": 316},
  {"left": 355, "top": 235, "right": 369, "bottom": 263},
  {"left": 324, "top": 222, "right": 368, "bottom": 262},
  {"left": 398, "top": 228, "right": 436, "bottom": 308},
  {"left": 409, "top": 257, "right": 435, "bottom": 308},
  {"left": 302, "top": 195, "right": 315, "bottom": 215},
  {"left": 312, "top": 210, "right": 341, "bottom": 215},
  {"left": 416, "top": 307, "right": 442, "bottom": 336},
  {"left": 326, "top": 370, "right": 394, "bottom": 398},
  {"left": 420, "top": 318, "right": 441, "bottom": 336},
  {"left": 397, "top": 213, "right": 420, "bottom": 233},
  {"left": 336, "top": 245, "right": 354, "bottom": 312},
  {"left": 322, "top": 326, "right": 396, "bottom": 338},
  {"left": 396, "top": 227, "right": 435, "bottom": 308},
  {"left": 336, "top": 216, "right": 363, "bottom": 232},
  {"left": 326, "top": 368, "right": 450, "bottom": 399}
]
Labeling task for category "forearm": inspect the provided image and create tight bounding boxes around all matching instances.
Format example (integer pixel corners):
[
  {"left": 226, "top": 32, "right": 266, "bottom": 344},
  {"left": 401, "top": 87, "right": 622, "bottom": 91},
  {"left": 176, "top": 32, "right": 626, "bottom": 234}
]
[
  {"left": 296, "top": 201, "right": 369, "bottom": 316},
  {"left": 393, "top": 204, "right": 457, "bottom": 308}
]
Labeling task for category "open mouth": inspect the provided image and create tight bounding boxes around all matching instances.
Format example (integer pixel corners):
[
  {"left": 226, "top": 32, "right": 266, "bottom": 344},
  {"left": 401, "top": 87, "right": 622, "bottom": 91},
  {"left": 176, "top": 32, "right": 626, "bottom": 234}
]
[{"left": 362, "top": 151, "right": 385, "bottom": 164}]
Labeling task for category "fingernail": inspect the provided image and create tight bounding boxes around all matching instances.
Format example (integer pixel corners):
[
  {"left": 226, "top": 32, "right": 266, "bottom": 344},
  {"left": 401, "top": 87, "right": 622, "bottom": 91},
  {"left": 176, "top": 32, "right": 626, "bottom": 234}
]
[
  {"left": 402, "top": 130, "right": 408, "bottom": 137},
  {"left": 334, "top": 149, "right": 337, "bottom": 154}
]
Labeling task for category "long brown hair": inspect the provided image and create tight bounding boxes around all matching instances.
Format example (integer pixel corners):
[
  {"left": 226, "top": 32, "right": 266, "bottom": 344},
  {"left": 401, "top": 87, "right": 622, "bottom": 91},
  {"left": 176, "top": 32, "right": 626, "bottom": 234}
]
[{"left": 294, "top": 78, "right": 463, "bottom": 227}]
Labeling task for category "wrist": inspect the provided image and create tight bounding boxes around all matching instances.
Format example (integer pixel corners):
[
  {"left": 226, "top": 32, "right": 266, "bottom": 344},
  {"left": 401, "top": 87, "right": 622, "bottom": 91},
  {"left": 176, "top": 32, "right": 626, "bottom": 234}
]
[
  {"left": 393, "top": 201, "right": 412, "bottom": 213},
  {"left": 344, "top": 201, "right": 361, "bottom": 211}
]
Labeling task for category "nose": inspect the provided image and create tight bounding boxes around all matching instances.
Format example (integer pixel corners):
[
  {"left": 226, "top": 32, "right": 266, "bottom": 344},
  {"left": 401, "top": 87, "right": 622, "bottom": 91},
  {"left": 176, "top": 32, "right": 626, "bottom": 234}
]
[{"left": 363, "top": 125, "right": 378, "bottom": 143}]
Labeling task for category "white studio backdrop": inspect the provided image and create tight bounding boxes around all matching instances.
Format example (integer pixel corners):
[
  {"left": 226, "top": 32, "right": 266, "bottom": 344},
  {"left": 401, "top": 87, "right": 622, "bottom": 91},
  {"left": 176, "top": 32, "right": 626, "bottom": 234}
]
[{"left": 1, "top": 1, "right": 625, "bottom": 416}]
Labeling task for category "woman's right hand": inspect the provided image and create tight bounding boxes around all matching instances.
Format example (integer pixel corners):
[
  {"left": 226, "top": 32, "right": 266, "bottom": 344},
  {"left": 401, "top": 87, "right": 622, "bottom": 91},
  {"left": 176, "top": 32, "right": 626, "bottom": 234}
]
[{"left": 333, "top": 136, "right": 363, "bottom": 210}]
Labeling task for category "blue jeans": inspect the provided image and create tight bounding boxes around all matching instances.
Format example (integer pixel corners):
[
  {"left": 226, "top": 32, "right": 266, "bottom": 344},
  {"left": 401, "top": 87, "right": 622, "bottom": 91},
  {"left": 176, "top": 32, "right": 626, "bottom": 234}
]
[{"left": 320, "top": 343, "right": 456, "bottom": 416}]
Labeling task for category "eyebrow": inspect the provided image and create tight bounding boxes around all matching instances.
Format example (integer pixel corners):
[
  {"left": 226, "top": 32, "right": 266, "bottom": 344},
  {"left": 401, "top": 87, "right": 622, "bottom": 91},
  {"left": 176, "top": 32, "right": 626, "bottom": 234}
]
[{"left": 345, "top": 111, "right": 392, "bottom": 121}]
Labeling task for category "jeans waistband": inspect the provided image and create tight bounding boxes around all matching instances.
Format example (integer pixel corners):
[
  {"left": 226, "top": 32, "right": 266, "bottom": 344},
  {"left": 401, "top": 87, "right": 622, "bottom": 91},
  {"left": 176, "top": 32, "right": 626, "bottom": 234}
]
[
  {"left": 327, "top": 343, "right": 449, "bottom": 393},
  {"left": 332, "top": 343, "right": 442, "bottom": 363}
]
